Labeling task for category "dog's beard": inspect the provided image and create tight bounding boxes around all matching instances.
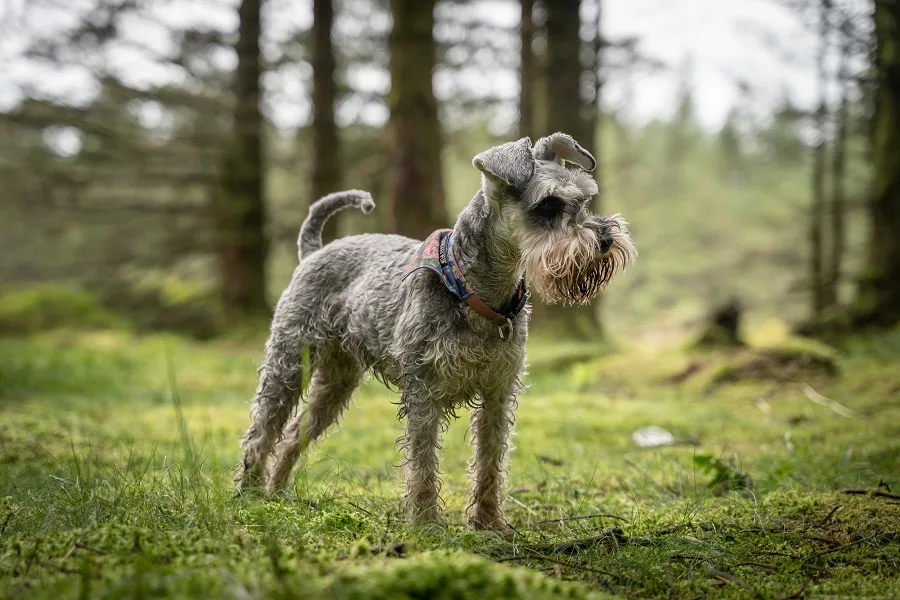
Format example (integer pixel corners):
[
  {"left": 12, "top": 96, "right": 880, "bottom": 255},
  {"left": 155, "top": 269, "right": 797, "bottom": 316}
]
[{"left": 520, "top": 216, "right": 636, "bottom": 306}]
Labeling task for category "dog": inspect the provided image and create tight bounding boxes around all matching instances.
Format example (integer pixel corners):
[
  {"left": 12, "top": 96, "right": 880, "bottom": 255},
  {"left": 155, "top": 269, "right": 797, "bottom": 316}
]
[{"left": 236, "top": 132, "right": 636, "bottom": 532}]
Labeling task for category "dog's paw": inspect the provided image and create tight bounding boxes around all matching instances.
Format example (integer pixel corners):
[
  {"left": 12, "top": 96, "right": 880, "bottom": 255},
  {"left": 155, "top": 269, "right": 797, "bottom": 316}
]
[{"left": 468, "top": 515, "right": 516, "bottom": 537}]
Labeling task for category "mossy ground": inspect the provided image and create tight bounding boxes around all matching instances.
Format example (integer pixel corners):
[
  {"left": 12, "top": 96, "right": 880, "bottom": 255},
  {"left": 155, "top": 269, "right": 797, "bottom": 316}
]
[{"left": 1, "top": 328, "right": 899, "bottom": 599}]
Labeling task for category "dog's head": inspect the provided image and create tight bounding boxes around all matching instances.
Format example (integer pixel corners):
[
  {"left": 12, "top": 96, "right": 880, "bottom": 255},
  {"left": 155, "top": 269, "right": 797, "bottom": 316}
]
[{"left": 472, "top": 132, "right": 636, "bottom": 305}]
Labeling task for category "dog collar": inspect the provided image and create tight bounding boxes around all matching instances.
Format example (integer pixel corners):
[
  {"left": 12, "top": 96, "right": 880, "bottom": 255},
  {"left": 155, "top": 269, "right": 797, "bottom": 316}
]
[{"left": 404, "top": 229, "right": 528, "bottom": 340}]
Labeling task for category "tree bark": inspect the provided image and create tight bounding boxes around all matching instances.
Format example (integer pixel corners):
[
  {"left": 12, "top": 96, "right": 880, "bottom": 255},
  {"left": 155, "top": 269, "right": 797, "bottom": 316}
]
[
  {"left": 826, "top": 23, "right": 850, "bottom": 310},
  {"left": 854, "top": 0, "right": 900, "bottom": 326},
  {"left": 535, "top": 0, "right": 603, "bottom": 340},
  {"left": 388, "top": 0, "right": 448, "bottom": 240},
  {"left": 518, "top": 0, "right": 535, "bottom": 140},
  {"left": 311, "top": 0, "right": 342, "bottom": 243},
  {"left": 216, "top": 0, "right": 268, "bottom": 317},
  {"left": 810, "top": 0, "right": 830, "bottom": 316}
]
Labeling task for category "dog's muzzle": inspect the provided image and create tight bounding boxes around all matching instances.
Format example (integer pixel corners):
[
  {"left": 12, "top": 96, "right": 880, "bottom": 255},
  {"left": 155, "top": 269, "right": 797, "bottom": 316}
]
[{"left": 521, "top": 216, "right": 636, "bottom": 306}]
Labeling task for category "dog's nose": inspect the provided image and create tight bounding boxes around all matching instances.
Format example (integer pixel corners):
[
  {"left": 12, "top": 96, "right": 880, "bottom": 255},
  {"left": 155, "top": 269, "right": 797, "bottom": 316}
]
[{"left": 598, "top": 234, "right": 613, "bottom": 255}]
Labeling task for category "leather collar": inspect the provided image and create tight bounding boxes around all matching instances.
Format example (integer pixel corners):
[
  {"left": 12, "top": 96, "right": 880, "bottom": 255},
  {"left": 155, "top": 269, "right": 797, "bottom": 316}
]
[{"left": 405, "top": 229, "right": 528, "bottom": 339}]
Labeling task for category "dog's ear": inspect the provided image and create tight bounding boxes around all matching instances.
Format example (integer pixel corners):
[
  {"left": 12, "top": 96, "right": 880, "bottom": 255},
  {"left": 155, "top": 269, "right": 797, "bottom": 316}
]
[
  {"left": 473, "top": 137, "right": 535, "bottom": 188},
  {"left": 533, "top": 132, "right": 596, "bottom": 171}
]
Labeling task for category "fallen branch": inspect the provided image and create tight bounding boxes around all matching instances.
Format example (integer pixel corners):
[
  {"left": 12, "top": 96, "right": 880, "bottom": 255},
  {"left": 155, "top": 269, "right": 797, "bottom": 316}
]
[
  {"left": 523, "top": 528, "right": 626, "bottom": 554},
  {"left": 815, "top": 505, "right": 841, "bottom": 527},
  {"left": 533, "top": 513, "right": 628, "bottom": 526},
  {"left": 706, "top": 566, "right": 764, "bottom": 599},
  {"left": 841, "top": 488, "right": 900, "bottom": 500},
  {"left": 729, "top": 561, "right": 778, "bottom": 571},
  {"left": 494, "top": 552, "right": 615, "bottom": 577},
  {"left": 802, "top": 532, "right": 880, "bottom": 564}
]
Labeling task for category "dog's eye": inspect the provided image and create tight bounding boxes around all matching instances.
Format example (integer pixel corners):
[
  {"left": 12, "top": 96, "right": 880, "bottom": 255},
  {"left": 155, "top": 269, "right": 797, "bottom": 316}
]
[{"left": 532, "top": 196, "right": 565, "bottom": 224}]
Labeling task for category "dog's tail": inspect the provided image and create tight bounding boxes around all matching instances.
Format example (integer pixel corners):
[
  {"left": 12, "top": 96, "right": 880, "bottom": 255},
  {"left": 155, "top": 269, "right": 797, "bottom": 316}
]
[{"left": 298, "top": 190, "right": 375, "bottom": 260}]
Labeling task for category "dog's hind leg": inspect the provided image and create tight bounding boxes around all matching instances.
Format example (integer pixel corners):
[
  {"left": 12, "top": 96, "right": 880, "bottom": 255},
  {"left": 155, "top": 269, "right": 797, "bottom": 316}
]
[
  {"left": 268, "top": 344, "right": 363, "bottom": 494},
  {"left": 237, "top": 327, "right": 309, "bottom": 495}
]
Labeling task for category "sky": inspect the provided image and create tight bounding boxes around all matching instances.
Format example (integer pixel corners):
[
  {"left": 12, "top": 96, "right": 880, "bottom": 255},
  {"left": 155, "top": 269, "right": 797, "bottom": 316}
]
[{"left": 0, "top": 0, "right": 832, "bottom": 134}]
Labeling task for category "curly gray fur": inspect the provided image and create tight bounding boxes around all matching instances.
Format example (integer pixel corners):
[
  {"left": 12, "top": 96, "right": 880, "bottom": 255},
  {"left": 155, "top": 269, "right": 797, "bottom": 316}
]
[
  {"left": 298, "top": 190, "right": 375, "bottom": 260},
  {"left": 237, "top": 134, "right": 636, "bottom": 532}
]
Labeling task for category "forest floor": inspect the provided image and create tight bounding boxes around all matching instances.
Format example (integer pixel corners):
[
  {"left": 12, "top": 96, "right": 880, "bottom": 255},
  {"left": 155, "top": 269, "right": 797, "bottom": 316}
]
[{"left": 1, "top": 326, "right": 899, "bottom": 599}]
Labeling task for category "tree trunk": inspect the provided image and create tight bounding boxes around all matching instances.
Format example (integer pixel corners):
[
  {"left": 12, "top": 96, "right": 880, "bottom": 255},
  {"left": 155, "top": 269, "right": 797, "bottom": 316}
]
[
  {"left": 388, "top": 0, "right": 448, "bottom": 240},
  {"left": 534, "top": 0, "right": 603, "bottom": 340},
  {"left": 518, "top": 0, "right": 535, "bottom": 140},
  {"left": 591, "top": 0, "right": 602, "bottom": 204},
  {"left": 216, "top": 0, "right": 268, "bottom": 317},
  {"left": 826, "top": 23, "right": 850, "bottom": 310},
  {"left": 810, "top": 0, "right": 829, "bottom": 316},
  {"left": 854, "top": 0, "right": 900, "bottom": 326},
  {"left": 311, "top": 0, "right": 342, "bottom": 243}
]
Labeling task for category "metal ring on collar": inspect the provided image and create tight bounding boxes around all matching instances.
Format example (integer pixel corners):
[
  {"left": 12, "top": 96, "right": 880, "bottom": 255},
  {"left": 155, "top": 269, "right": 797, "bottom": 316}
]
[{"left": 498, "top": 317, "right": 514, "bottom": 341}]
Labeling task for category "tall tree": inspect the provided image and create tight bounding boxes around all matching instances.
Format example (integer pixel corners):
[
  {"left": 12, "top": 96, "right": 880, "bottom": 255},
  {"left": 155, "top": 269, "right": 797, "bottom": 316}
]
[
  {"left": 853, "top": 0, "right": 900, "bottom": 326},
  {"left": 311, "top": 0, "right": 342, "bottom": 243},
  {"left": 216, "top": 0, "right": 268, "bottom": 316},
  {"left": 667, "top": 58, "right": 697, "bottom": 187},
  {"left": 537, "top": 0, "right": 603, "bottom": 339},
  {"left": 810, "top": 0, "right": 830, "bottom": 316},
  {"left": 518, "top": 0, "right": 535, "bottom": 140},
  {"left": 587, "top": 0, "right": 603, "bottom": 203},
  {"left": 826, "top": 19, "right": 851, "bottom": 310},
  {"left": 388, "top": 0, "right": 448, "bottom": 239}
]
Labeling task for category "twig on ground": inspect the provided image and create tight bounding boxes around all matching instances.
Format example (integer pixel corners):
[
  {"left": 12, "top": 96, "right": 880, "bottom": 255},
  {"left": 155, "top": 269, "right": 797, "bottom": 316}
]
[
  {"left": 533, "top": 513, "right": 628, "bottom": 526},
  {"left": 523, "top": 528, "right": 626, "bottom": 554},
  {"left": 729, "top": 561, "right": 778, "bottom": 571},
  {"left": 841, "top": 488, "right": 900, "bottom": 500},
  {"left": 655, "top": 523, "right": 690, "bottom": 536},
  {"left": 802, "top": 384, "right": 855, "bottom": 418},
  {"left": 815, "top": 505, "right": 841, "bottom": 527},
  {"left": 347, "top": 501, "right": 374, "bottom": 517},
  {"left": 706, "top": 566, "right": 764, "bottom": 599},
  {"left": 802, "top": 533, "right": 880, "bottom": 564},
  {"left": 494, "top": 552, "right": 614, "bottom": 576}
]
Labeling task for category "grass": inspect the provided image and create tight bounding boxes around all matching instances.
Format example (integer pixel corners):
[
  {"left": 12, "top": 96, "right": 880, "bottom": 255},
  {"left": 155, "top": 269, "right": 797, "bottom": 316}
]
[{"left": 1, "top": 328, "right": 899, "bottom": 599}]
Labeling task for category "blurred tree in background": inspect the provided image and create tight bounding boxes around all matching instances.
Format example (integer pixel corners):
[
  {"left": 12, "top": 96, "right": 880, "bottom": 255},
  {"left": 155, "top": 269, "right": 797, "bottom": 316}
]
[
  {"left": 217, "top": 0, "right": 267, "bottom": 317},
  {"left": 853, "top": 0, "right": 900, "bottom": 327},
  {"left": 388, "top": 0, "right": 447, "bottom": 239},
  {"left": 310, "top": 0, "right": 342, "bottom": 244}
]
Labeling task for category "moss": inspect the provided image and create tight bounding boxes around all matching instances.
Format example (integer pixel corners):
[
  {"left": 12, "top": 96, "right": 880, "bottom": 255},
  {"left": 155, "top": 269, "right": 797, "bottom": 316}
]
[
  {"left": 0, "top": 284, "right": 122, "bottom": 335},
  {"left": 318, "top": 552, "right": 600, "bottom": 599},
  {"left": 1, "top": 331, "right": 898, "bottom": 599}
]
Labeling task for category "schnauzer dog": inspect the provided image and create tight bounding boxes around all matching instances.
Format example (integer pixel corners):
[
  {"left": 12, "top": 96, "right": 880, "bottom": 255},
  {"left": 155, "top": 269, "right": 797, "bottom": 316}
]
[{"left": 237, "top": 132, "right": 636, "bottom": 532}]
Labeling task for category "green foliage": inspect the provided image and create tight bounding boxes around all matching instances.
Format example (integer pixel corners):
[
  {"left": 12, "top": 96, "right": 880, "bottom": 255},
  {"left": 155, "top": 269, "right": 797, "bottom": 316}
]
[
  {"left": 0, "top": 284, "right": 121, "bottom": 335},
  {"left": 103, "top": 271, "right": 226, "bottom": 340}
]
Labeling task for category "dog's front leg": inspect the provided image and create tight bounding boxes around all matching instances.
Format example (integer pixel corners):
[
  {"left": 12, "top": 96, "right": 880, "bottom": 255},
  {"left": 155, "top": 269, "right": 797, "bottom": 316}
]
[
  {"left": 400, "top": 386, "right": 446, "bottom": 524},
  {"left": 467, "top": 390, "right": 516, "bottom": 534}
]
